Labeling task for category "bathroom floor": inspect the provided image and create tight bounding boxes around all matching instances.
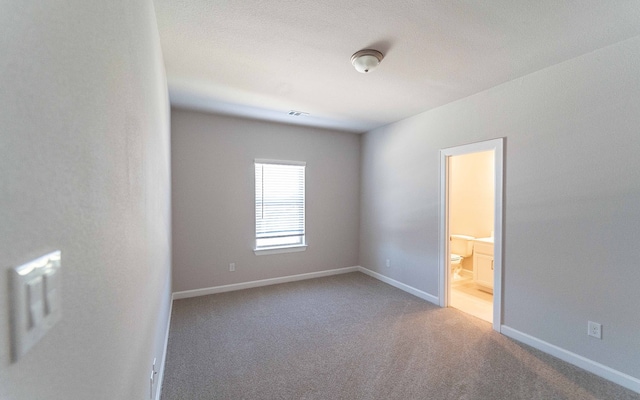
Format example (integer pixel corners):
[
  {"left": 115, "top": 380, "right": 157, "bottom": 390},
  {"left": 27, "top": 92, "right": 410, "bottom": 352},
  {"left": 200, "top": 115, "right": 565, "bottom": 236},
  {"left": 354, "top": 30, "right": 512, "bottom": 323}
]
[{"left": 450, "top": 273, "right": 493, "bottom": 323}]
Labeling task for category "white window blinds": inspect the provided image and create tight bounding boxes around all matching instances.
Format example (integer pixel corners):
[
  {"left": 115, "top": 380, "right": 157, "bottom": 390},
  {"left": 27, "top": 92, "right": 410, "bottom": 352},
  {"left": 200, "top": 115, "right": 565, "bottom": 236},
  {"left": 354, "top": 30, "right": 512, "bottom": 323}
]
[{"left": 255, "top": 160, "right": 306, "bottom": 249}]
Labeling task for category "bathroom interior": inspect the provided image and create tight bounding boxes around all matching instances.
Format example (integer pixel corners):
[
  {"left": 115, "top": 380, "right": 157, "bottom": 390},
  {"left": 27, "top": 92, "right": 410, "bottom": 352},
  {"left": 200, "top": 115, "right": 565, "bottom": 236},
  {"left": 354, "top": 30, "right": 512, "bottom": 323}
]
[{"left": 448, "top": 150, "right": 495, "bottom": 323}]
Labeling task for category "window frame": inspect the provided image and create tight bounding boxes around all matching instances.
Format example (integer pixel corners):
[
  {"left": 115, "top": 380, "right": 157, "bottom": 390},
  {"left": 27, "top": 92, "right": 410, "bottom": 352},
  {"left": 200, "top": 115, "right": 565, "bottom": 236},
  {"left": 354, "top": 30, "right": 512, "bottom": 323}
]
[{"left": 254, "top": 159, "right": 307, "bottom": 255}]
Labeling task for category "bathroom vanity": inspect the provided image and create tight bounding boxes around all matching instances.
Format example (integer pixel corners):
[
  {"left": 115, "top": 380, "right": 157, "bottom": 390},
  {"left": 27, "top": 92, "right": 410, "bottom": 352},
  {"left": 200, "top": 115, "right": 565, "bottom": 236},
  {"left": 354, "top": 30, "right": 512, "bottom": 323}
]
[{"left": 473, "top": 237, "right": 494, "bottom": 291}]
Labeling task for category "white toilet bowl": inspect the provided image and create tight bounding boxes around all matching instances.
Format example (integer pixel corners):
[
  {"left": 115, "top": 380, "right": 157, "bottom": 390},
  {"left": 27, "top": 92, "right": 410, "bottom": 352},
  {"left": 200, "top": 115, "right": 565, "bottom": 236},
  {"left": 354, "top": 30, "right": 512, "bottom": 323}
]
[
  {"left": 450, "top": 234, "right": 475, "bottom": 281},
  {"left": 451, "top": 253, "right": 463, "bottom": 280}
]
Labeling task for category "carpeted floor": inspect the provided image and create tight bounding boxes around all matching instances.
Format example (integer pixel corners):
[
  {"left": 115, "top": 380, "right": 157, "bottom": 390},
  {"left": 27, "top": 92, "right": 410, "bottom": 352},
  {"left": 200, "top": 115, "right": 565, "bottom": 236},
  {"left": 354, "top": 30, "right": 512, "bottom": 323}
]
[{"left": 161, "top": 272, "right": 640, "bottom": 399}]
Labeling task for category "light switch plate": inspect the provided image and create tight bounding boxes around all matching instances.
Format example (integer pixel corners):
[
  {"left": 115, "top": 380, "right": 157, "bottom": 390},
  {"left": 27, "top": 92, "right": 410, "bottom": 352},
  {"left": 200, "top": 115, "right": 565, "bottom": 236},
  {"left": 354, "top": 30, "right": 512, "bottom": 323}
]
[{"left": 9, "top": 250, "right": 62, "bottom": 362}]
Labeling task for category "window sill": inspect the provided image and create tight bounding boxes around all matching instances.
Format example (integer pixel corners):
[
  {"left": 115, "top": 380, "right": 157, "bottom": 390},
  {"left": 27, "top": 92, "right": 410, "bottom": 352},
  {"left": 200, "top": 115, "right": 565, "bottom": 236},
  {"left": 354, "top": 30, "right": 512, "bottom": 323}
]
[{"left": 254, "top": 245, "right": 307, "bottom": 256}]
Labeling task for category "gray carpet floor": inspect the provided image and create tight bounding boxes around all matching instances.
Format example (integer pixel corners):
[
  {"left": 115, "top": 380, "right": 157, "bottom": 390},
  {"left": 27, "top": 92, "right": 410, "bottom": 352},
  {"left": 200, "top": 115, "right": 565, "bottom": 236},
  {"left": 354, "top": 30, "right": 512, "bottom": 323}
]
[{"left": 161, "top": 272, "right": 640, "bottom": 399}]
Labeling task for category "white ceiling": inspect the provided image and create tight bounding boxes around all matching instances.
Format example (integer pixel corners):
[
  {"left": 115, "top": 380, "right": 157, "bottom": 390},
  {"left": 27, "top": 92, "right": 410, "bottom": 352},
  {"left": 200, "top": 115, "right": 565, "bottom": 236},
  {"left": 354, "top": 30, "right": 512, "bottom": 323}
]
[{"left": 153, "top": 0, "right": 640, "bottom": 133}]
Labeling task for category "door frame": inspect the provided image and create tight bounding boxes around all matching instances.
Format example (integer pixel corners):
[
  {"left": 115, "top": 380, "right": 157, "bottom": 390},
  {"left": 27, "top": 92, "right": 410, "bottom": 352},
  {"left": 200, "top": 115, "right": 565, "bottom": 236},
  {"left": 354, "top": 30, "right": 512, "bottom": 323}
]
[{"left": 438, "top": 138, "right": 504, "bottom": 332}]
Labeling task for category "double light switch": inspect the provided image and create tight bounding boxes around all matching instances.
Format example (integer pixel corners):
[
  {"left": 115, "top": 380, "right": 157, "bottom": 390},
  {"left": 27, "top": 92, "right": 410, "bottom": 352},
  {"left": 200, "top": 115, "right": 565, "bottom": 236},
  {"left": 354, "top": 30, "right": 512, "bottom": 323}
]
[{"left": 9, "top": 250, "right": 62, "bottom": 362}]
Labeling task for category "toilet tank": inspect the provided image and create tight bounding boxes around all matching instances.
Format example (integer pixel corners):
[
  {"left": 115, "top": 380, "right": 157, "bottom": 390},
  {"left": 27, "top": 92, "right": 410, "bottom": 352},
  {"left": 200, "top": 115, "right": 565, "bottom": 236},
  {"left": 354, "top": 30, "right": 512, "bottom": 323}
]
[{"left": 450, "top": 234, "right": 475, "bottom": 257}]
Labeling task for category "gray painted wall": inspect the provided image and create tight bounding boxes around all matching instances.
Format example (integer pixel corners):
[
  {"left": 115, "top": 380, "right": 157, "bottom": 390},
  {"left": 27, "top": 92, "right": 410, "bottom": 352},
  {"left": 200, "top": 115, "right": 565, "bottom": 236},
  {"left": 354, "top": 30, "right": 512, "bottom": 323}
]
[
  {"left": 0, "top": 1, "right": 172, "bottom": 399},
  {"left": 171, "top": 110, "right": 360, "bottom": 292},
  {"left": 360, "top": 36, "right": 640, "bottom": 379}
]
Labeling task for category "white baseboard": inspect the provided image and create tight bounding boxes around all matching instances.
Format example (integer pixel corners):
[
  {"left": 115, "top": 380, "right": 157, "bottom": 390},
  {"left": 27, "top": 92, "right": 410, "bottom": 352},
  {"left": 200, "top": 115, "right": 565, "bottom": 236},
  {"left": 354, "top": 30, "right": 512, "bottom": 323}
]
[
  {"left": 501, "top": 326, "right": 640, "bottom": 394},
  {"left": 172, "top": 266, "right": 359, "bottom": 300},
  {"left": 357, "top": 266, "right": 440, "bottom": 306},
  {"left": 154, "top": 294, "right": 173, "bottom": 400}
]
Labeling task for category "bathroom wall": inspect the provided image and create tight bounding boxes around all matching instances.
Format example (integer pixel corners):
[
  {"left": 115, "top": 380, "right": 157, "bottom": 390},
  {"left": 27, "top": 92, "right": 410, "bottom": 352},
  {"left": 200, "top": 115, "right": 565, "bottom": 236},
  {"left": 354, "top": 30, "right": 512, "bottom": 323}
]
[
  {"left": 360, "top": 35, "right": 640, "bottom": 382},
  {"left": 449, "top": 151, "right": 494, "bottom": 270},
  {"left": 449, "top": 151, "right": 494, "bottom": 239}
]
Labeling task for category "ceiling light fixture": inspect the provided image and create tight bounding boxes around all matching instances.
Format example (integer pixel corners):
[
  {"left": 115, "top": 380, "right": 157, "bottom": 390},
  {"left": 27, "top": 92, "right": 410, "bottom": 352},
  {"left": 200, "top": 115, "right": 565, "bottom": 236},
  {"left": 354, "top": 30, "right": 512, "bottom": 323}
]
[{"left": 350, "top": 49, "right": 384, "bottom": 73}]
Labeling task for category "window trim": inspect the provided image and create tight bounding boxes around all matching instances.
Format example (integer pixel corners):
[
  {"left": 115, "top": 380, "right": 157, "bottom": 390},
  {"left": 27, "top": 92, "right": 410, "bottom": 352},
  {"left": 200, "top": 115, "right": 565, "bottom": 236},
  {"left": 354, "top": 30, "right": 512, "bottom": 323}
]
[
  {"left": 253, "top": 244, "right": 307, "bottom": 256},
  {"left": 254, "top": 159, "right": 306, "bottom": 254}
]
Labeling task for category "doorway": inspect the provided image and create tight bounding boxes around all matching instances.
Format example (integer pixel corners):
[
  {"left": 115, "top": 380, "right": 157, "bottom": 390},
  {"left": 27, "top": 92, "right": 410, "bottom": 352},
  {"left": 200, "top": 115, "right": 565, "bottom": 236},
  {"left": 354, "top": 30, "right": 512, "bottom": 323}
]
[{"left": 439, "top": 138, "right": 504, "bottom": 332}]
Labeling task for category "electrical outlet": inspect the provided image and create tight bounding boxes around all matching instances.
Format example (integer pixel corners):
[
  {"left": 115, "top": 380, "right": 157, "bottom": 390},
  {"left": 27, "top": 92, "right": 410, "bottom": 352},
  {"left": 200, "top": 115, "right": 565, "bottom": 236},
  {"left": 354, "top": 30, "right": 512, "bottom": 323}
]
[
  {"left": 149, "top": 370, "right": 154, "bottom": 399},
  {"left": 150, "top": 358, "right": 158, "bottom": 399},
  {"left": 229, "top": 263, "right": 235, "bottom": 272},
  {"left": 588, "top": 321, "right": 602, "bottom": 339},
  {"left": 385, "top": 259, "right": 390, "bottom": 267}
]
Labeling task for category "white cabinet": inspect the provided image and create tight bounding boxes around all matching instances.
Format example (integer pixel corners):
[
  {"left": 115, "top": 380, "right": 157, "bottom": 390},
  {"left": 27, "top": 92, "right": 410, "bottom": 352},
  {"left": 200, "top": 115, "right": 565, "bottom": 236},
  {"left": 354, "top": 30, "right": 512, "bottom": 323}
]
[{"left": 473, "top": 240, "right": 494, "bottom": 291}]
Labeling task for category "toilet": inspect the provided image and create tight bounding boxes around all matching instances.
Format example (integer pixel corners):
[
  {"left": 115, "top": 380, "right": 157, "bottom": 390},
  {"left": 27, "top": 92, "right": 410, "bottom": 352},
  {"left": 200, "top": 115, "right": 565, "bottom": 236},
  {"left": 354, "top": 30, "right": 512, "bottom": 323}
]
[{"left": 450, "top": 234, "right": 475, "bottom": 280}]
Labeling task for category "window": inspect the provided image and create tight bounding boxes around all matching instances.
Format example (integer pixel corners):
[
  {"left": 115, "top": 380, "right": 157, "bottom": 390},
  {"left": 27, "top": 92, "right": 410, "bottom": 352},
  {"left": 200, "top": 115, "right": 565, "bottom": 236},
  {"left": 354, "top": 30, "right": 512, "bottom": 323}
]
[{"left": 254, "top": 159, "right": 306, "bottom": 253}]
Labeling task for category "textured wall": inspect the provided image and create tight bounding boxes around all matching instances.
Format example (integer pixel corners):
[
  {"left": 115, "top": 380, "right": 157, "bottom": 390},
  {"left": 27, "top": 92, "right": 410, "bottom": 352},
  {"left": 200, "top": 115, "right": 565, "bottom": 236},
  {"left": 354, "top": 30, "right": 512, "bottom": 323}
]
[
  {"left": 0, "top": 1, "right": 172, "bottom": 399},
  {"left": 171, "top": 110, "right": 360, "bottom": 292},
  {"left": 360, "top": 36, "right": 640, "bottom": 380}
]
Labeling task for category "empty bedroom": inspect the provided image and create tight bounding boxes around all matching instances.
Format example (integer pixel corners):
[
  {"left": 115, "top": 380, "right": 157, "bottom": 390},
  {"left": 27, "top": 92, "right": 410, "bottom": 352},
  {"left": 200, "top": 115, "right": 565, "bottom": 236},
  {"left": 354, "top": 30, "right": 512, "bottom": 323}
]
[{"left": 2, "top": 1, "right": 640, "bottom": 399}]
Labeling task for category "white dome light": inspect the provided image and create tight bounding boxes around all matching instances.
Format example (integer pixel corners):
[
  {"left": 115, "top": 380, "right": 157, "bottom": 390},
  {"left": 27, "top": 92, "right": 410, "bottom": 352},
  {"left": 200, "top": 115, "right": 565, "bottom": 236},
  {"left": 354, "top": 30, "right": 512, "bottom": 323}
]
[{"left": 351, "top": 49, "right": 384, "bottom": 73}]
